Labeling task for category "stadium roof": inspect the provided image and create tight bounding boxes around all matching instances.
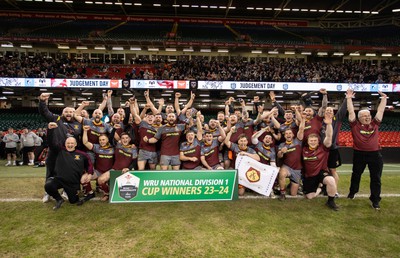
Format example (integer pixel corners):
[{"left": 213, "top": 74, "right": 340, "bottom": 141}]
[{"left": 0, "top": 0, "right": 399, "bottom": 23}]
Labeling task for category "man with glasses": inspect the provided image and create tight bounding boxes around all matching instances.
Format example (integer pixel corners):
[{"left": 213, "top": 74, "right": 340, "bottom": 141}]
[{"left": 346, "top": 89, "right": 387, "bottom": 210}]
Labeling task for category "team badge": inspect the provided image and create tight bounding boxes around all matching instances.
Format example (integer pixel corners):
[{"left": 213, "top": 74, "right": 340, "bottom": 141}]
[
  {"left": 245, "top": 167, "right": 261, "bottom": 183},
  {"left": 117, "top": 173, "right": 140, "bottom": 200},
  {"left": 74, "top": 155, "right": 80, "bottom": 160}
]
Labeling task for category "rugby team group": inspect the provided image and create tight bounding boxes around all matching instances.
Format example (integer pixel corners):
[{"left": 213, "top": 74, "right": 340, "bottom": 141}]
[{"left": 2, "top": 88, "right": 387, "bottom": 211}]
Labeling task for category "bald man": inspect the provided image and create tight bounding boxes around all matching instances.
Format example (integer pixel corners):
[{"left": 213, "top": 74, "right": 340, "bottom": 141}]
[
  {"left": 44, "top": 123, "right": 93, "bottom": 210},
  {"left": 39, "top": 93, "right": 83, "bottom": 203}
]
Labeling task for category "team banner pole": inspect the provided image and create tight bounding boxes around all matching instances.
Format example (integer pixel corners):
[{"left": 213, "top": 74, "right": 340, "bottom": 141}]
[{"left": 109, "top": 170, "right": 238, "bottom": 203}]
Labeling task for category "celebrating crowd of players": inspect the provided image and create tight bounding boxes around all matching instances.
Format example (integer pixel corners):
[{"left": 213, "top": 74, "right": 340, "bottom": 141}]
[{"left": 37, "top": 88, "right": 388, "bottom": 212}]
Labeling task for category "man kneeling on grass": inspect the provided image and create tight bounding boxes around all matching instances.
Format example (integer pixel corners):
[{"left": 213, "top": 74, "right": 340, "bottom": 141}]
[
  {"left": 44, "top": 122, "right": 94, "bottom": 210},
  {"left": 302, "top": 112, "right": 339, "bottom": 211}
]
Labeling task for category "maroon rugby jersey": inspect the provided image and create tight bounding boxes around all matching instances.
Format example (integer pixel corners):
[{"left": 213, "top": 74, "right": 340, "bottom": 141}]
[
  {"left": 350, "top": 118, "right": 381, "bottom": 151},
  {"left": 302, "top": 144, "right": 329, "bottom": 178},
  {"left": 201, "top": 138, "right": 221, "bottom": 167},
  {"left": 154, "top": 124, "right": 186, "bottom": 155},
  {"left": 92, "top": 144, "right": 115, "bottom": 173},
  {"left": 83, "top": 118, "right": 113, "bottom": 144},
  {"left": 229, "top": 121, "right": 245, "bottom": 143},
  {"left": 242, "top": 120, "right": 255, "bottom": 142},
  {"left": 254, "top": 142, "right": 276, "bottom": 165},
  {"left": 138, "top": 121, "right": 157, "bottom": 152},
  {"left": 303, "top": 115, "right": 323, "bottom": 141},
  {"left": 180, "top": 138, "right": 202, "bottom": 169},
  {"left": 278, "top": 138, "right": 302, "bottom": 170},
  {"left": 112, "top": 142, "right": 138, "bottom": 170}
]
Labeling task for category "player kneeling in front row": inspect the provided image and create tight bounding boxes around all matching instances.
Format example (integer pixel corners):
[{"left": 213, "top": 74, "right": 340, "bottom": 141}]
[
  {"left": 44, "top": 122, "right": 94, "bottom": 210},
  {"left": 302, "top": 113, "right": 339, "bottom": 211}
]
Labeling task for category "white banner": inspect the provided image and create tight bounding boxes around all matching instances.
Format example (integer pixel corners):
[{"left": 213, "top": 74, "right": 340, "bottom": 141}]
[
  {"left": 197, "top": 81, "right": 394, "bottom": 92},
  {"left": 235, "top": 155, "right": 278, "bottom": 196},
  {"left": 0, "top": 77, "right": 394, "bottom": 92},
  {"left": 130, "top": 80, "right": 189, "bottom": 89},
  {"left": 0, "top": 78, "right": 121, "bottom": 88},
  {"left": 0, "top": 78, "right": 25, "bottom": 87},
  {"left": 51, "top": 78, "right": 120, "bottom": 88}
]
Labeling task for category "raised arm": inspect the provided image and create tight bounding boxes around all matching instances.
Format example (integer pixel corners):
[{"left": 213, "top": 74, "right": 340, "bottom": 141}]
[
  {"left": 294, "top": 105, "right": 302, "bottom": 124},
  {"left": 251, "top": 127, "right": 268, "bottom": 145},
  {"left": 323, "top": 113, "right": 333, "bottom": 148},
  {"left": 224, "top": 126, "right": 235, "bottom": 148},
  {"left": 105, "top": 90, "right": 115, "bottom": 117},
  {"left": 225, "top": 97, "right": 234, "bottom": 116},
  {"left": 318, "top": 88, "right": 328, "bottom": 117},
  {"left": 157, "top": 98, "right": 165, "bottom": 114},
  {"left": 180, "top": 91, "right": 196, "bottom": 116},
  {"left": 269, "top": 91, "right": 285, "bottom": 116},
  {"left": 73, "top": 109, "right": 84, "bottom": 124},
  {"left": 47, "top": 122, "right": 60, "bottom": 150},
  {"left": 82, "top": 125, "right": 94, "bottom": 150},
  {"left": 144, "top": 89, "right": 159, "bottom": 115},
  {"left": 130, "top": 99, "right": 142, "bottom": 124},
  {"left": 174, "top": 92, "right": 182, "bottom": 115},
  {"left": 270, "top": 109, "right": 281, "bottom": 129},
  {"left": 296, "top": 112, "right": 306, "bottom": 141},
  {"left": 335, "top": 96, "right": 348, "bottom": 122},
  {"left": 216, "top": 120, "right": 226, "bottom": 142},
  {"left": 75, "top": 101, "right": 90, "bottom": 118},
  {"left": 123, "top": 100, "right": 131, "bottom": 126},
  {"left": 196, "top": 111, "right": 203, "bottom": 141},
  {"left": 240, "top": 99, "right": 249, "bottom": 121},
  {"left": 224, "top": 118, "right": 231, "bottom": 134},
  {"left": 346, "top": 88, "right": 356, "bottom": 122},
  {"left": 38, "top": 93, "right": 58, "bottom": 122},
  {"left": 253, "top": 105, "right": 265, "bottom": 125},
  {"left": 98, "top": 93, "right": 107, "bottom": 111},
  {"left": 375, "top": 91, "right": 388, "bottom": 122}
]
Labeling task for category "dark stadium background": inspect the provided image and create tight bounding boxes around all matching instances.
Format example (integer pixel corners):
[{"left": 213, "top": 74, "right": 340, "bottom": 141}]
[{"left": 0, "top": 0, "right": 399, "bottom": 160}]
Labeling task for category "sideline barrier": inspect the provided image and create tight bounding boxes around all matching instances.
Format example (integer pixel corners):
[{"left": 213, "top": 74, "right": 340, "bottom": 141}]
[{"left": 109, "top": 170, "right": 238, "bottom": 203}]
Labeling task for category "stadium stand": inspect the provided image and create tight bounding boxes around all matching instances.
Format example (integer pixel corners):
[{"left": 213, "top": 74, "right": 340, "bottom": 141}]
[
  {"left": 1, "top": 54, "right": 400, "bottom": 83},
  {"left": 0, "top": 111, "right": 47, "bottom": 130},
  {"left": 338, "top": 114, "right": 400, "bottom": 147}
]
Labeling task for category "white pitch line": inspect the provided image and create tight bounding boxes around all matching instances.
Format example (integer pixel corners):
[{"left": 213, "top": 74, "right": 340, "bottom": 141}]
[
  {"left": 0, "top": 197, "right": 102, "bottom": 202},
  {"left": 338, "top": 170, "right": 400, "bottom": 174},
  {"left": 383, "top": 164, "right": 400, "bottom": 168},
  {"left": 240, "top": 194, "right": 400, "bottom": 199},
  {"left": 1, "top": 195, "right": 400, "bottom": 202}
]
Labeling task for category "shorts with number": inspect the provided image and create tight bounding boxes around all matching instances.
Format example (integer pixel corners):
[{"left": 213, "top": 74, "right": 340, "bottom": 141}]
[
  {"left": 138, "top": 149, "right": 158, "bottom": 164},
  {"left": 160, "top": 155, "right": 181, "bottom": 166}
]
